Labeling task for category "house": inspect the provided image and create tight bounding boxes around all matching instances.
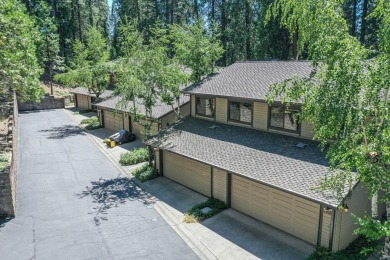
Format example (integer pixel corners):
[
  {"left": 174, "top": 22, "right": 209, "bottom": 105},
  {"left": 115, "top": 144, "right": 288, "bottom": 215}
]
[
  {"left": 70, "top": 87, "right": 113, "bottom": 110},
  {"left": 147, "top": 61, "right": 371, "bottom": 252},
  {"left": 93, "top": 94, "right": 190, "bottom": 139},
  {"left": 70, "top": 87, "right": 190, "bottom": 139}
]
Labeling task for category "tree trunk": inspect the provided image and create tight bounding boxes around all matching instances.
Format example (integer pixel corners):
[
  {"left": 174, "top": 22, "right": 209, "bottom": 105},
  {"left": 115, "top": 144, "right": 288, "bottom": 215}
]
[
  {"left": 351, "top": 0, "right": 357, "bottom": 36},
  {"left": 88, "top": 0, "right": 93, "bottom": 26},
  {"left": 165, "top": 0, "right": 169, "bottom": 24},
  {"left": 211, "top": 0, "right": 215, "bottom": 21},
  {"left": 221, "top": 0, "right": 227, "bottom": 66},
  {"left": 194, "top": 0, "right": 199, "bottom": 20},
  {"left": 360, "top": 0, "right": 369, "bottom": 44},
  {"left": 170, "top": 0, "right": 174, "bottom": 24},
  {"left": 72, "top": 0, "right": 76, "bottom": 42},
  {"left": 51, "top": 0, "right": 57, "bottom": 17},
  {"left": 77, "top": 2, "right": 83, "bottom": 42},
  {"left": 292, "top": 29, "right": 298, "bottom": 60},
  {"left": 381, "top": 201, "right": 390, "bottom": 259},
  {"left": 245, "top": 0, "right": 251, "bottom": 60}
]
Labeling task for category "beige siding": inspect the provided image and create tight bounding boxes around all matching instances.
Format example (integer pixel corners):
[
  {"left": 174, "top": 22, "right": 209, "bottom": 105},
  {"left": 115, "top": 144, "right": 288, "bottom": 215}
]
[
  {"left": 181, "top": 102, "right": 191, "bottom": 117},
  {"left": 160, "top": 102, "right": 191, "bottom": 129},
  {"left": 191, "top": 95, "right": 196, "bottom": 117},
  {"left": 124, "top": 115, "right": 130, "bottom": 132},
  {"left": 212, "top": 168, "right": 227, "bottom": 203},
  {"left": 132, "top": 121, "right": 158, "bottom": 140},
  {"left": 132, "top": 121, "right": 143, "bottom": 139},
  {"left": 163, "top": 151, "right": 211, "bottom": 196},
  {"left": 268, "top": 128, "right": 300, "bottom": 138},
  {"left": 216, "top": 98, "right": 228, "bottom": 123},
  {"left": 104, "top": 110, "right": 124, "bottom": 132},
  {"left": 76, "top": 94, "right": 90, "bottom": 109},
  {"left": 227, "top": 120, "right": 252, "bottom": 128},
  {"left": 332, "top": 183, "right": 371, "bottom": 251},
  {"left": 332, "top": 210, "right": 342, "bottom": 252},
  {"left": 321, "top": 209, "right": 332, "bottom": 248},
  {"left": 232, "top": 175, "right": 320, "bottom": 245},
  {"left": 301, "top": 121, "right": 315, "bottom": 140},
  {"left": 161, "top": 111, "right": 177, "bottom": 129},
  {"left": 155, "top": 149, "right": 160, "bottom": 174},
  {"left": 253, "top": 102, "right": 268, "bottom": 130}
]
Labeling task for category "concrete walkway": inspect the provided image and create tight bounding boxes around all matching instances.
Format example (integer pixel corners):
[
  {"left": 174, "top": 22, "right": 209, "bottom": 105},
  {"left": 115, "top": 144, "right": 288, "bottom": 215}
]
[
  {"left": 0, "top": 109, "right": 197, "bottom": 260},
  {"left": 67, "top": 108, "right": 316, "bottom": 259}
]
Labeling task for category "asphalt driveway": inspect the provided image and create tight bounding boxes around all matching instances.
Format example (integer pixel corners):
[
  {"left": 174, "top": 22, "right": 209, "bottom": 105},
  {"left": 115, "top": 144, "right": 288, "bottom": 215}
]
[{"left": 0, "top": 109, "right": 197, "bottom": 260}]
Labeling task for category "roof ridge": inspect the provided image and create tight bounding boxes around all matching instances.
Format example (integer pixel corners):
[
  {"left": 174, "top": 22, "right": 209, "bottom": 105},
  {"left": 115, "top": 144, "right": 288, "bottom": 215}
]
[{"left": 234, "top": 60, "right": 312, "bottom": 63}]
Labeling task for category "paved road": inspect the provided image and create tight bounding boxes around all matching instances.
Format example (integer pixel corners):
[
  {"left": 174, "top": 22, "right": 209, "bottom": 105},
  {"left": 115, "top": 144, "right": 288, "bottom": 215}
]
[{"left": 0, "top": 109, "right": 197, "bottom": 260}]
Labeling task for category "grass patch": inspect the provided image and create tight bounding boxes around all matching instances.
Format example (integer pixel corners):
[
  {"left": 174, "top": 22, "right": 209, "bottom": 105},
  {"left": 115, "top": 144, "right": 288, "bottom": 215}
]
[
  {"left": 307, "top": 236, "right": 381, "bottom": 260},
  {"left": 0, "top": 153, "right": 10, "bottom": 172},
  {"left": 80, "top": 116, "right": 101, "bottom": 130},
  {"left": 132, "top": 164, "right": 159, "bottom": 183},
  {"left": 119, "top": 147, "right": 148, "bottom": 166},
  {"left": 81, "top": 116, "right": 98, "bottom": 124},
  {"left": 73, "top": 109, "right": 92, "bottom": 115},
  {"left": 183, "top": 198, "right": 226, "bottom": 223}
]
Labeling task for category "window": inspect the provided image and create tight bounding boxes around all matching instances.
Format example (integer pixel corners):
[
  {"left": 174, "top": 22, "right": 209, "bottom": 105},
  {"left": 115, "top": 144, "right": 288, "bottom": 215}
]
[
  {"left": 229, "top": 101, "right": 252, "bottom": 124},
  {"left": 196, "top": 97, "right": 215, "bottom": 117},
  {"left": 269, "top": 106, "right": 300, "bottom": 132}
]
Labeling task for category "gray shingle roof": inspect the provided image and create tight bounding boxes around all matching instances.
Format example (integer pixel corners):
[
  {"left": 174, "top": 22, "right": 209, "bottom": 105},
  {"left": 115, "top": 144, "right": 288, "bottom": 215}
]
[
  {"left": 148, "top": 117, "right": 351, "bottom": 207},
  {"left": 183, "top": 61, "right": 313, "bottom": 100},
  {"left": 70, "top": 87, "right": 114, "bottom": 99},
  {"left": 93, "top": 94, "right": 190, "bottom": 119}
]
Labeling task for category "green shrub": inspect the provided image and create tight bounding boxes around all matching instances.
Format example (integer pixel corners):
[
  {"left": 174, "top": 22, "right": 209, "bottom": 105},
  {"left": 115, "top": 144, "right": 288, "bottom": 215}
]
[
  {"left": 119, "top": 148, "right": 149, "bottom": 166},
  {"left": 183, "top": 198, "right": 226, "bottom": 223},
  {"left": 0, "top": 153, "right": 10, "bottom": 172},
  {"left": 74, "top": 109, "right": 92, "bottom": 115},
  {"left": 306, "top": 236, "right": 380, "bottom": 260},
  {"left": 132, "top": 164, "right": 159, "bottom": 182},
  {"left": 80, "top": 116, "right": 102, "bottom": 130},
  {"left": 85, "top": 121, "right": 101, "bottom": 130},
  {"left": 81, "top": 116, "right": 98, "bottom": 124}
]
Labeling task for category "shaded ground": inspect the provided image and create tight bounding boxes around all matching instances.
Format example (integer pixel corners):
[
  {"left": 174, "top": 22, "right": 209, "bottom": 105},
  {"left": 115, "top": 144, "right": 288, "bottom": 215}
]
[{"left": 0, "top": 109, "right": 197, "bottom": 260}]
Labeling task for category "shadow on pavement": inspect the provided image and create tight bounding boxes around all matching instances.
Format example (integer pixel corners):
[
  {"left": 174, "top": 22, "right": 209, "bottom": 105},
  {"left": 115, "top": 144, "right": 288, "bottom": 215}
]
[
  {"left": 77, "top": 177, "right": 154, "bottom": 225},
  {"left": 0, "top": 216, "right": 14, "bottom": 231},
  {"left": 39, "top": 124, "right": 85, "bottom": 139}
]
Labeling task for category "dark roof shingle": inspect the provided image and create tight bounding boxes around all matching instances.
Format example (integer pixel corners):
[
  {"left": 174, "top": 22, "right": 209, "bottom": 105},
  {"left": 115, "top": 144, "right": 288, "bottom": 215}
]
[
  {"left": 94, "top": 94, "right": 190, "bottom": 119},
  {"left": 148, "top": 117, "right": 351, "bottom": 207},
  {"left": 70, "top": 87, "right": 114, "bottom": 99},
  {"left": 183, "top": 61, "right": 312, "bottom": 100}
]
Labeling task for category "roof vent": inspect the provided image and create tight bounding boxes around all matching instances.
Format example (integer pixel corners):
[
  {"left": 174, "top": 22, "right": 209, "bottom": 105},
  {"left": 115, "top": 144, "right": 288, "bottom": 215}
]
[
  {"left": 209, "top": 125, "right": 219, "bottom": 129},
  {"left": 295, "top": 142, "right": 308, "bottom": 149}
]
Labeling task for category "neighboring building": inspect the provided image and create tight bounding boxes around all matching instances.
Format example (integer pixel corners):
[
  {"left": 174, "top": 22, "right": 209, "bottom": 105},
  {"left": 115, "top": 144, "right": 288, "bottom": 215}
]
[
  {"left": 93, "top": 94, "right": 190, "bottom": 139},
  {"left": 70, "top": 87, "right": 113, "bottom": 110},
  {"left": 147, "top": 61, "right": 371, "bottom": 252},
  {"left": 70, "top": 87, "right": 190, "bottom": 139}
]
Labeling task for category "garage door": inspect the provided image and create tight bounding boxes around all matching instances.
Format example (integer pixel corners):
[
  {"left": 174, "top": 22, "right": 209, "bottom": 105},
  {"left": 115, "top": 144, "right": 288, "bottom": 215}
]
[
  {"left": 77, "top": 94, "right": 90, "bottom": 109},
  {"left": 104, "top": 110, "right": 123, "bottom": 132},
  {"left": 163, "top": 151, "right": 211, "bottom": 196},
  {"left": 232, "top": 175, "right": 320, "bottom": 245}
]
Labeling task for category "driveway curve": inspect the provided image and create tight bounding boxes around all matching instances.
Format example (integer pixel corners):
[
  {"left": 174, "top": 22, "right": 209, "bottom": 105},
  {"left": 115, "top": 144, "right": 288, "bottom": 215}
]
[{"left": 0, "top": 109, "right": 197, "bottom": 260}]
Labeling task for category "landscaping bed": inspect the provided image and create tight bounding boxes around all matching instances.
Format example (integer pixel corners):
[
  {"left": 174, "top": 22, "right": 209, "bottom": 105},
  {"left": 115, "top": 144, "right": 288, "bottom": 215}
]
[
  {"left": 183, "top": 198, "right": 226, "bottom": 223},
  {"left": 307, "top": 236, "right": 381, "bottom": 260},
  {"left": 131, "top": 164, "right": 159, "bottom": 183},
  {"left": 120, "top": 147, "right": 149, "bottom": 166},
  {"left": 80, "top": 116, "right": 101, "bottom": 130}
]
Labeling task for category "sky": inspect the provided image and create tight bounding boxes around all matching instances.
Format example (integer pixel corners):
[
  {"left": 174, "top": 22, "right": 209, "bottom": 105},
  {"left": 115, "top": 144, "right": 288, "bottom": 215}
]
[{"left": 107, "top": 0, "right": 112, "bottom": 9}]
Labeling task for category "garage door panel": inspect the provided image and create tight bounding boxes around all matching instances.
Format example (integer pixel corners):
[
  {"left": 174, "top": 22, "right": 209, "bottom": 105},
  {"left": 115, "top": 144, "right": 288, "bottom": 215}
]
[
  {"left": 232, "top": 175, "right": 320, "bottom": 245},
  {"left": 104, "top": 111, "right": 123, "bottom": 132},
  {"left": 164, "top": 152, "right": 211, "bottom": 196}
]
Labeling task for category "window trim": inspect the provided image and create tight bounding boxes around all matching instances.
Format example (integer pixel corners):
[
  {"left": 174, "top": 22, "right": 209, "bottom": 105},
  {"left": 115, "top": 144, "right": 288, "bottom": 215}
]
[
  {"left": 228, "top": 100, "right": 253, "bottom": 125},
  {"left": 195, "top": 96, "right": 216, "bottom": 118},
  {"left": 268, "top": 105, "right": 301, "bottom": 134}
]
